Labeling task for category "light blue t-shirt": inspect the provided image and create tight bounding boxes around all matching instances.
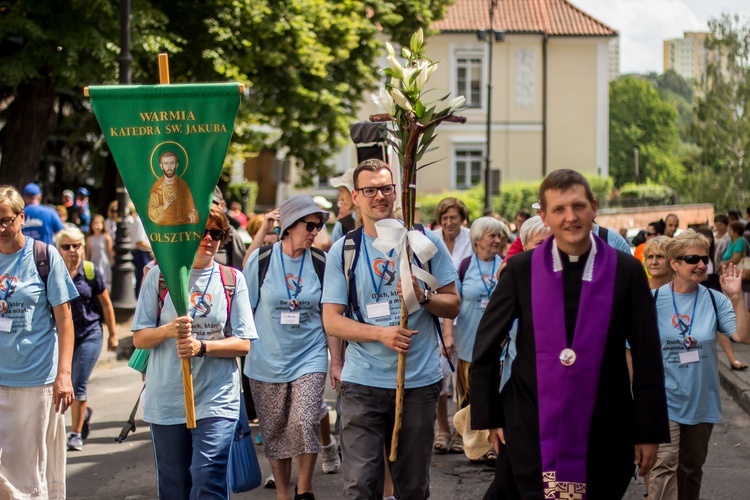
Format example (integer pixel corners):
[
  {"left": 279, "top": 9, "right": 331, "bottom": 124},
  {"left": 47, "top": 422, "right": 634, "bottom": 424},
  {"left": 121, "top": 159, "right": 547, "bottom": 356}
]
[
  {"left": 132, "top": 263, "right": 258, "bottom": 425},
  {"left": 0, "top": 237, "right": 78, "bottom": 386},
  {"left": 654, "top": 284, "right": 735, "bottom": 425},
  {"left": 22, "top": 203, "right": 64, "bottom": 245},
  {"left": 455, "top": 255, "right": 503, "bottom": 362},
  {"left": 242, "top": 243, "right": 328, "bottom": 383},
  {"left": 593, "top": 223, "right": 632, "bottom": 254},
  {"left": 322, "top": 229, "right": 457, "bottom": 389}
]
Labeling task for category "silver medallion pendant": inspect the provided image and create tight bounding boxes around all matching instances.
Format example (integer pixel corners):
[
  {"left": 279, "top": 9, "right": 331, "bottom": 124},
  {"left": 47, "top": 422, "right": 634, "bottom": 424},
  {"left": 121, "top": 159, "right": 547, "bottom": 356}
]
[
  {"left": 559, "top": 348, "right": 577, "bottom": 367},
  {"left": 287, "top": 299, "right": 300, "bottom": 312}
]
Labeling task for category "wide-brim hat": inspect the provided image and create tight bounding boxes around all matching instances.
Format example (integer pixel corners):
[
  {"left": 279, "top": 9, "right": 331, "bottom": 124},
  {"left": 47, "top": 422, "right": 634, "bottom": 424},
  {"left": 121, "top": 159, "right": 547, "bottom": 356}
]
[
  {"left": 330, "top": 168, "right": 355, "bottom": 193},
  {"left": 452, "top": 405, "right": 492, "bottom": 461},
  {"left": 279, "top": 194, "right": 330, "bottom": 236}
]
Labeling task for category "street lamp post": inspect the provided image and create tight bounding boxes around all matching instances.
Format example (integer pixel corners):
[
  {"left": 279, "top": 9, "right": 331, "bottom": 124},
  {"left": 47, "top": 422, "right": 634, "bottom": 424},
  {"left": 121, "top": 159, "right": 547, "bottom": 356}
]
[
  {"left": 483, "top": 0, "right": 501, "bottom": 214},
  {"left": 110, "top": 0, "right": 137, "bottom": 314}
]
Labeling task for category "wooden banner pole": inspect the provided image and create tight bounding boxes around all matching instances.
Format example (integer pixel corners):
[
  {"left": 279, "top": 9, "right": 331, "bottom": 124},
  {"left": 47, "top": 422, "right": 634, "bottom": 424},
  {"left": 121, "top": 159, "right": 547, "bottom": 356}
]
[{"left": 158, "top": 52, "right": 197, "bottom": 430}]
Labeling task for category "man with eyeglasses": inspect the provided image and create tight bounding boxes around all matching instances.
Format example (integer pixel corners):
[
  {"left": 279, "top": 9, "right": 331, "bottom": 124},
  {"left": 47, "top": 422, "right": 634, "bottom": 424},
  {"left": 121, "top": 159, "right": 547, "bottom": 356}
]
[
  {"left": 21, "top": 183, "right": 64, "bottom": 245},
  {"left": 321, "top": 159, "right": 460, "bottom": 499}
]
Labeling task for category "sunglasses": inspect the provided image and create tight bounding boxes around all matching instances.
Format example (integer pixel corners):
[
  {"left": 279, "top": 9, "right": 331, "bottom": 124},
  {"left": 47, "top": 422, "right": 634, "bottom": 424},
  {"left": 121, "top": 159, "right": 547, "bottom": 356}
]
[
  {"left": 646, "top": 232, "right": 658, "bottom": 236},
  {"left": 677, "top": 254, "right": 709, "bottom": 265},
  {"left": 60, "top": 243, "right": 81, "bottom": 251},
  {"left": 356, "top": 184, "right": 396, "bottom": 198},
  {"left": 203, "top": 228, "right": 225, "bottom": 241},
  {"left": 296, "top": 220, "right": 325, "bottom": 232}
]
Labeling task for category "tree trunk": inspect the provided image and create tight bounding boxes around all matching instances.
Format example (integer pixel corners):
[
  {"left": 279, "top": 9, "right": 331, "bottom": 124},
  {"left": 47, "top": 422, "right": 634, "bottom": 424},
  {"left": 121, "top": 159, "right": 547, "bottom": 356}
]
[{"left": 0, "top": 78, "right": 58, "bottom": 188}]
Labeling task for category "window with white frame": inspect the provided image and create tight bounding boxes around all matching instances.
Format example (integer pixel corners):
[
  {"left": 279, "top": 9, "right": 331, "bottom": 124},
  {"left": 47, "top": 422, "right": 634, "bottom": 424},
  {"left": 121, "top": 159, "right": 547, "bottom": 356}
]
[
  {"left": 455, "top": 50, "right": 484, "bottom": 109},
  {"left": 454, "top": 145, "right": 484, "bottom": 189}
]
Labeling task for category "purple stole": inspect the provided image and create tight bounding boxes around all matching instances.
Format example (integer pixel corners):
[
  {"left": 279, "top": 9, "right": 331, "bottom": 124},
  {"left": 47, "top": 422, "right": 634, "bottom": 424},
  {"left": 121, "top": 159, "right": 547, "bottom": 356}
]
[{"left": 531, "top": 235, "right": 616, "bottom": 499}]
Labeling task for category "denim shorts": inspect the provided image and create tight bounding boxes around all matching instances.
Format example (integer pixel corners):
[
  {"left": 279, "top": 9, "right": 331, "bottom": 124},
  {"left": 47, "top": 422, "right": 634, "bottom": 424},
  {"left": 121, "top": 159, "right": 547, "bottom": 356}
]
[{"left": 71, "top": 325, "right": 103, "bottom": 401}]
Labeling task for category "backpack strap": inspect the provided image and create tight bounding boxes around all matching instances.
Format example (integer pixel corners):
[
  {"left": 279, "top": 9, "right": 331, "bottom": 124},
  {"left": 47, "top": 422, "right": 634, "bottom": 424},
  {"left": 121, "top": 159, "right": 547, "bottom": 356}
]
[
  {"left": 83, "top": 260, "right": 96, "bottom": 282},
  {"left": 254, "top": 243, "right": 275, "bottom": 309},
  {"left": 310, "top": 247, "right": 326, "bottom": 286},
  {"left": 218, "top": 264, "right": 237, "bottom": 336},
  {"left": 33, "top": 239, "right": 50, "bottom": 287},
  {"left": 702, "top": 284, "right": 719, "bottom": 325},
  {"left": 457, "top": 255, "right": 472, "bottom": 283},
  {"left": 157, "top": 273, "right": 169, "bottom": 326},
  {"left": 115, "top": 382, "right": 145, "bottom": 444},
  {"left": 597, "top": 225, "right": 609, "bottom": 241},
  {"left": 343, "top": 226, "right": 365, "bottom": 322}
]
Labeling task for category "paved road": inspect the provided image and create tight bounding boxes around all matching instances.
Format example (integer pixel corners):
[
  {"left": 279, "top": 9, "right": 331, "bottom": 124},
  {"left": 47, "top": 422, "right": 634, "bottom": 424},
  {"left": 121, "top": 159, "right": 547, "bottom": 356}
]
[{"left": 65, "top": 358, "right": 750, "bottom": 499}]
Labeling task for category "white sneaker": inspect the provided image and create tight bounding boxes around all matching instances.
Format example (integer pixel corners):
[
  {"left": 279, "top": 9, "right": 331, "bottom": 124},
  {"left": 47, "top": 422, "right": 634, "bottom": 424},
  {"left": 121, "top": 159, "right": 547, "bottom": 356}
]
[
  {"left": 321, "top": 436, "right": 341, "bottom": 474},
  {"left": 67, "top": 432, "right": 83, "bottom": 451}
]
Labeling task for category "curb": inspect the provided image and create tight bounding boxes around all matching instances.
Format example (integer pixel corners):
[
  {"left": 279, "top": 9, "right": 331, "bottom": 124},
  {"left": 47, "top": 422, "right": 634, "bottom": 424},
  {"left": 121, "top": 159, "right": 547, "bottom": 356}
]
[{"left": 718, "top": 357, "right": 750, "bottom": 418}]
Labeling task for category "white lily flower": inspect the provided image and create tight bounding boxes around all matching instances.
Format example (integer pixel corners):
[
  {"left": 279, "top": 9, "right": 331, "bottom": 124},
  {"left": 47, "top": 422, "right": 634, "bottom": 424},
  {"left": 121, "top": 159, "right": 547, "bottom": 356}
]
[
  {"left": 402, "top": 47, "right": 412, "bottom": 59},
  {"left": 447, "top": 96, "right": 466, "bottom": 111},
  {"left": 388, "top": 55, "right": 403, "bottom": 79},
  {"left": 415, "top": 62, "right": 435, "bottom": 93},
  {"left": 371, "top": 87, "right": 396, "bottom": 115},
  {"left": 391, "top": 88, "right": 413, "bottom": 111},
  {"left": 410, "top": 29, "right": 424, "bottom": 54},
  {"left": 386, "top": 42, "right": 395, "bottom": 58},
  {"left": 401, "top": 66, "right": 417, "bottom": 92}
]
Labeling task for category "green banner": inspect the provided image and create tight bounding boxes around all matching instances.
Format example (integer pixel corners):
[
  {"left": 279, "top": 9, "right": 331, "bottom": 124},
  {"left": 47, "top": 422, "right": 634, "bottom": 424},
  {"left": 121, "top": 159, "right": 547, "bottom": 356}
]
[{"left": 89, "top": 84, "right": 240, "bottom": 315}]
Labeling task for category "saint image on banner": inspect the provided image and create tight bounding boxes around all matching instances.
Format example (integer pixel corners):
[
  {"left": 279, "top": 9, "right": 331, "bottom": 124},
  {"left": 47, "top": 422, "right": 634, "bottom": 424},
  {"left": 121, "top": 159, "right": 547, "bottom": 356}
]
[{"left": 148, "top": 149, "right": 198, "bottom": 226}]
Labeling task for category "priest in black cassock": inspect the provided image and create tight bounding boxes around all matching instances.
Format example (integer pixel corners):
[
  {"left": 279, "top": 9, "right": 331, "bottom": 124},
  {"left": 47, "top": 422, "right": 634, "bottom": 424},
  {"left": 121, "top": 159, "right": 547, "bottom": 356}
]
[{"left": 471, "top": 169, "right": 669, "bottom": 500}]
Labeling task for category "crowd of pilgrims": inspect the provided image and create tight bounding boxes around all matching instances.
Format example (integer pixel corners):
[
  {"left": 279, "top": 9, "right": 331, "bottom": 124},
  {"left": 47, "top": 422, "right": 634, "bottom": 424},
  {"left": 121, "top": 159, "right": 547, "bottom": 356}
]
[{"left": 1, "top": 166, "right": 749, "bottom": 500}]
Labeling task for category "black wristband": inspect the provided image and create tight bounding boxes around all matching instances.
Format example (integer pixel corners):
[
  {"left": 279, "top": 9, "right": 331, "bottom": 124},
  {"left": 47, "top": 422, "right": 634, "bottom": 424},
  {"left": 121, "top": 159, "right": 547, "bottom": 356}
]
[{"left": 197, "top": 340, "right": 207, "bottom": 357}]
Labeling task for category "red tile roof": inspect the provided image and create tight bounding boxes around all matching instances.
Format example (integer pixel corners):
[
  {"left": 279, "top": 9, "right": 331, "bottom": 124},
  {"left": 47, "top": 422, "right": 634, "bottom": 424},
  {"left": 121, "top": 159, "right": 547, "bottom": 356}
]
[{"left": 433, "top": 0, "right": 617, "bottom": 36}]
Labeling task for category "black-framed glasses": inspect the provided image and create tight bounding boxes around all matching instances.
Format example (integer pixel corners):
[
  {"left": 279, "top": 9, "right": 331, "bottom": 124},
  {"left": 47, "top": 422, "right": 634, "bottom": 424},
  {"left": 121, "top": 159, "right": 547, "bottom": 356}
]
[
  {"left": 356, "top": 184, "right": 396, "bottom": 198},
  {"left": 677, "top": 254, "right": 709, "bottom": 265},
  {"left": 646, "top": 232, "right": 658, "bottom": 236},
  {"left": 203, "top": 228, "right": 225, "bottom": 241},
  {"left": 60, "top": 243, "right": 81, "bottom": 251},
  {"left": 0, "top": 214, "right": 20, "bottom": 228},
  {"left": 296, "top": 220, "right": 325, "bottom": 233}
]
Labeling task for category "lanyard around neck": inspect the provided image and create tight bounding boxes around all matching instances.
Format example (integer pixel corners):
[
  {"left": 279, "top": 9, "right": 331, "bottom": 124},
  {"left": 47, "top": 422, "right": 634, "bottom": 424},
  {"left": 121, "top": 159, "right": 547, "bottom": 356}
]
[
  {"left": 2, "top": 242, "right": 26, "bottom": 313},
  {"left": 191, "top": 264, "right": 215, "bottom": 319},
  {"left": 670, "top": 283, "right": 699, "bottom": 341},
  {"left": 362, "top": 237, "right": 394, "bottom": 303},
  {"left": 475, "top": 254, "right": 497, "bottom": 296},
  {"left": 279, "top": 245, "right": 306, "bottom": 301}
]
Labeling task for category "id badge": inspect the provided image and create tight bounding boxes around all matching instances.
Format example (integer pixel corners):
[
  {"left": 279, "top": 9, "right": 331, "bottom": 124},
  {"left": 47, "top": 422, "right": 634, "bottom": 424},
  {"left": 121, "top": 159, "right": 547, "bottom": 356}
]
[
  {"left": 0, "top": 317, "right": 12, "bottom": 332},
  {"left": 280, "top": 312, "right": 300, "bottom": 325},
  {"left": 366, "top": 301, "right": 390, "bottom": 319},
  {"left": 679, "top": 350, "right": 700, "bottom": 364},
  {"left": 480, "top": 298, "right": 490, "bottom": 309}
]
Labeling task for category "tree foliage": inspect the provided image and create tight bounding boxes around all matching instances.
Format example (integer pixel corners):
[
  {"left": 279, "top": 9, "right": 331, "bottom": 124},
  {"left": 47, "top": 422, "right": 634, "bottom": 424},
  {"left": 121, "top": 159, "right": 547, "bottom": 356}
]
[
  {"left": 609, "top": 76, "right": 684, "bottom": 187},
  {"left": 687, "top": 14, "right": 750, "bottom": 211},
  {"left": 0, "top": 0, "right": 453, "bottom": 197}
]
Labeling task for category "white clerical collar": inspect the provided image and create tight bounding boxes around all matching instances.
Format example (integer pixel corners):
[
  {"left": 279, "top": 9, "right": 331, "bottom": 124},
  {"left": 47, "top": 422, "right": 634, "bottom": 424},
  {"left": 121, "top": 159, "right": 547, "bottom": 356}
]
[{"left": 551, "top": 232, "right": 597, "bottom": 282}]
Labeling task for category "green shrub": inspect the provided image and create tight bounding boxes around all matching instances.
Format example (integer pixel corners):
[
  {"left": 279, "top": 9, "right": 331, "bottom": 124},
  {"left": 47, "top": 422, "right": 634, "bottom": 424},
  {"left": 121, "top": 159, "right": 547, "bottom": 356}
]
[{"left": 614, "top": 182, "right": 675, "bottom": 207}]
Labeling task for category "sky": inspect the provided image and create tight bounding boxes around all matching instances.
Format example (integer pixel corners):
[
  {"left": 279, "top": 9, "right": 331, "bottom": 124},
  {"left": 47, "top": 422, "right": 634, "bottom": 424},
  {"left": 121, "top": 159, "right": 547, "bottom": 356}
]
[{"left": 572, "top": 0, "right": 749, "bottom": 74}]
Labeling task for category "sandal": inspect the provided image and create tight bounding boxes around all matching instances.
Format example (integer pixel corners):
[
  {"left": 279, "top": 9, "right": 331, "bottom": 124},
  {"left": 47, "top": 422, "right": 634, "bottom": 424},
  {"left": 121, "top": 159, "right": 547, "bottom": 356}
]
[
  {"left": 731, "top": 360, "right": 748, "bottom": 370},
  {"left": 433, "top": 431, "right": 451, "bottom": 454},
  {"left": 484, "top": 449, "right": 497, "bottom": 468},
  {"left": 449, "top": 433, "right": 464, "bottom": 454}
]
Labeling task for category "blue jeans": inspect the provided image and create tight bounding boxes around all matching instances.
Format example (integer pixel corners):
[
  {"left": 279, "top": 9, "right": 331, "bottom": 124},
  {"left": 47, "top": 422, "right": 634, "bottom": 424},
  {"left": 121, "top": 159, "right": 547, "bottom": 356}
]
[
  {"left": 150, "top": 417, "right": 236, "bottom": 500},
  {"left": 71, "top": 325, "right": 103, "bottom": 401},
  {"left": 340, "top": 381, "right": 441, "bottom": 500}
]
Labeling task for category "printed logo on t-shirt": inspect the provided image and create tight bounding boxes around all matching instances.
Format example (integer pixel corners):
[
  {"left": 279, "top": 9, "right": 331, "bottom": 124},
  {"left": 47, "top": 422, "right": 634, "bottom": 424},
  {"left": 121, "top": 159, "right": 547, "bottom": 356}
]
[
  {"left": 285, "top": 273, "right": 303, "bottom": 295},
  {"left": 190, "top": 292, "right": 213, "bottom": 317},
  {"left": 373, "top": 258, "right": 396, "bottom": 285},
  {"left": 0, "top": 275, "right": 18, "bottom": 298},
  {"left": 671, "top": 313, "right": 691, "bottom": 332},
  {"left": 481, "top": 274, "right": 496, "bottom": 288}
]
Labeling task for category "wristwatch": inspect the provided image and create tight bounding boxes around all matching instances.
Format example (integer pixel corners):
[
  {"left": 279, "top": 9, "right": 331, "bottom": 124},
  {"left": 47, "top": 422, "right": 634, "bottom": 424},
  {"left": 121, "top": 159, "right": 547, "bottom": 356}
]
[
  {"left": 197, "top": 340, "right": 207, "bottom": 357},
  {"left": 419, "top": 289, "right": 432, "bottom": 306}
]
